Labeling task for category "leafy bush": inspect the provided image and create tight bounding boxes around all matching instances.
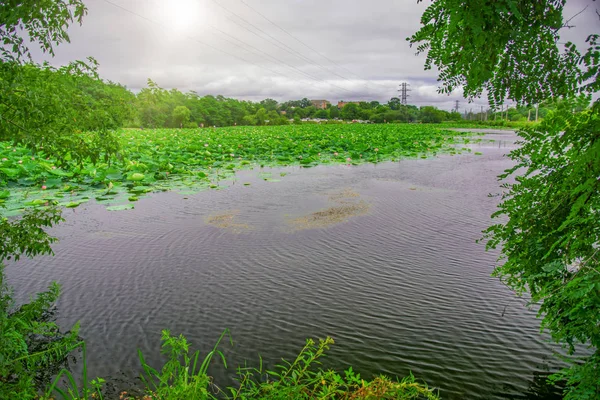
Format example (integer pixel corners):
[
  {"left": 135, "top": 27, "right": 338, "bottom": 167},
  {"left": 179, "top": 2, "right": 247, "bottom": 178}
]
[{"left": 484, "top": 99, "right": 600, "bottom": 398}]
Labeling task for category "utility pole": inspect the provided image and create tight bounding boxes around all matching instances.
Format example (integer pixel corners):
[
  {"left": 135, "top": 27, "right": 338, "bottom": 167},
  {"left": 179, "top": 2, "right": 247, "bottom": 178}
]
[
  {"left": 480, "top": 106, "right": 484, "bottom": 121},
  {"left": 454, "top": 100, "right": 460, "bottom": 113},
  {"left": 398, "top": 82, "right": 411, "bottom": 105}
]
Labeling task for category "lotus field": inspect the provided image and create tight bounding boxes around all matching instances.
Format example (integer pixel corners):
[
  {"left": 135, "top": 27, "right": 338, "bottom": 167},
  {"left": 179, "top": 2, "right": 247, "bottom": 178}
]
[{"left": 0, "top": 124, "right": 475, "bottom": 214}]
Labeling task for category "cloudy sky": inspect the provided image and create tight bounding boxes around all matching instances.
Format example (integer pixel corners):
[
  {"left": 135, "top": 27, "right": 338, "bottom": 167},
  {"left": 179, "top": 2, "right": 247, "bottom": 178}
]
[{"left": 34, "top": 0, "right": 598, "bottom": 110}]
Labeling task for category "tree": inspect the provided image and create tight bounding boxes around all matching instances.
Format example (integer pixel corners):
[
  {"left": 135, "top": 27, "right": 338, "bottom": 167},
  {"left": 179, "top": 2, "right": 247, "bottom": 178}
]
[
  {"left": 418, "top": 106, "right": 444, "bottom": 123},
  {"left": 328, "top": 106, "right": 340, "bottom": 119},
  {"left": 299, "top": 98, "right": 312, "bottom": 108},
  {"left": 172, "top": 105, "right": 191, "bottom": 128},
  {"left": 0, "top": 0, "right": 87, "bottom": 62},
  {"left": 409, "top": 0, "right": 581, "bottom": 108},
  {"left": 314, "top": 109, "right": 329, "bottom": 119},
  {"left": 255, "top": 108, "right": 268, "bottom": 125},
  {"left": 259, "top": 98, "right": 278, "bottom": 111},
  {"left": 1, "top": 1, "right": 93, "bottom": 397},
  {"left": 447, "top": 111, "right": 462, "bottom": 121},
  {"left": 388, "top": 97, "right": 402, "bottom": 110},
  {"left": 340, "top": 103, "right": 361, "bottom": 120},
  {"left": 1, "top": 1, "right": 123, "bottom": 165},
  {"left": 411, "top": 1, "right": 599, "bottom": 397}
]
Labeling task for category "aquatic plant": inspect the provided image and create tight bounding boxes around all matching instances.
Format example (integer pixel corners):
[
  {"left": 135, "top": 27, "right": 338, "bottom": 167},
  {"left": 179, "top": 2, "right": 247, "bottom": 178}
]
[{"left": 0, "top": 125, "right": 470, "bottom": 215}]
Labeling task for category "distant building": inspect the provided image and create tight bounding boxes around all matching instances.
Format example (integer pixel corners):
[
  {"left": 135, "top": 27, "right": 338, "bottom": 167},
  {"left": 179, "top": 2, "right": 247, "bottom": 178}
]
[
  {"left": 311, "top": 99, "right": 330, "bottom": 109},
  {"left": 337, "top": 101, "right": 361, "bottom": 109}
]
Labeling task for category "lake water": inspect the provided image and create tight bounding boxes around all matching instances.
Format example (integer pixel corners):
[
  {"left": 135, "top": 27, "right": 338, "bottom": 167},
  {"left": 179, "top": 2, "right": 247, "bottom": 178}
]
[{"left": 7, "top": 131, "right": 564, "bottom": 399}]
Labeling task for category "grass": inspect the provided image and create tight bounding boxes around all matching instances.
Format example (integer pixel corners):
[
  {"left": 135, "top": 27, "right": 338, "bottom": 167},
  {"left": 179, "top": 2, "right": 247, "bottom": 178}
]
[
  {"left": 43, "top": 330, "right": 440, "bottom": 400},
  {"left": 0, "top": 124, "right": 473, "bottom": 215}
]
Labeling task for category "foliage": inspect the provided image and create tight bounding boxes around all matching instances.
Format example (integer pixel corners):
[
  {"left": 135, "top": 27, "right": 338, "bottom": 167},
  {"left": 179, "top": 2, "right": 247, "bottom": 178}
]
[
  {"left": 0, "top": 206, "right": 81, "bottom": 399},
  {"left": 0, "top": 275, "right": 81, "bottom": 399},
  {"left": 131, "top": 81, "right": 466, "bottom": 126},
  {"left": 0, "top": 125, "right": 472, "bottom": 214},
  {"left": 44, "top": 342, "right": 106, "bottom": 400},
  {"left": 116, "top": 331, "right": 437, "bottom": 400},
  {"left": 483, "top": 99, "right": 600, "bottom": 398},
  {"left": 1, "top": 0, "right": 134, "bottom": 166},
  {"left": 136, "top": 330, "right": 230, "bottom": 400},
  {"left": 0, "top": 0, "right": 87, "bottom": 62},
  {"left": 408, "top": 0, "right": 581, "bottom": 107},
  {"left": 1, "top": 3, "right": 102, "bottom": 399},
  {"left": 0, "top": 206, "right": 63, "bottom": 262},
  {"left": 418, "top": 106, "right": 444, "bottom": 124},
  {"left": 411, "top": 0, "right": 600, "bottom": 397},
  {"left": 171, "top": 106, "right": 191, "bottom": 128},
  {"left": 231, "top": 337, "right": 438, "bottom": 400},
  {"left": 0, "top": 61, "right": 133, "bottom": 166}
]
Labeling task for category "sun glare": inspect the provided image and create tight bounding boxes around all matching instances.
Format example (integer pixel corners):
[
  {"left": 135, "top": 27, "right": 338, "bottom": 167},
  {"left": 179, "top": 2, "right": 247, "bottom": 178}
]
[{"left": 162, "top": 0, "right": 204, "bottom": 33}]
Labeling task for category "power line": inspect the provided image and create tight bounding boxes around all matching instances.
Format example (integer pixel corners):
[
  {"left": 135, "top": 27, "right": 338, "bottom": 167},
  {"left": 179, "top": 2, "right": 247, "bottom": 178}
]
[
  {"left": 101, "top": 0, "right": 274, "bottom": 75},
  {"left": 235, "top": 0, "right": 391, "bottom": 93},
  {"left": 139, "top": 0, "right": 352, "bottom": 92},
  {"left": 208, "top": 0, "right": 355, "bottom": 94},
  {"left": 236, "top": 0, "right": 392, "bottom": 91},
  {"left": 236, "top": 0, "right": 365, "bottom": 85},
  {"left": 100, "top": 0, "right": 346, "bottom": 94},
  {"left": 185, "top": 13, "right": 352, "bottom": 90}
]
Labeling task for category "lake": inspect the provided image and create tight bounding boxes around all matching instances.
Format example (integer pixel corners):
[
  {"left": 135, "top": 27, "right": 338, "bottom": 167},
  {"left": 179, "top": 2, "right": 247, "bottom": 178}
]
[{"left": 7, "top": 130, "right": 563, "bottom": 399}]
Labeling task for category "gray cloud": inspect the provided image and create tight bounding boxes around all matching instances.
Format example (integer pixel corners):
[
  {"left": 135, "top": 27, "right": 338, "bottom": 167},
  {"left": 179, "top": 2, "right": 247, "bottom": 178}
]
[{"left": 32, "top": 0, "right": 598, "bottom": 111}]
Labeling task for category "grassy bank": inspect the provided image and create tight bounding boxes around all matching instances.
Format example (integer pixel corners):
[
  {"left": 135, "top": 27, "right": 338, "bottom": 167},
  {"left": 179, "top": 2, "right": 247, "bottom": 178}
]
[{"left": 42, "top": 332, "right": 438, "bottom": 400}]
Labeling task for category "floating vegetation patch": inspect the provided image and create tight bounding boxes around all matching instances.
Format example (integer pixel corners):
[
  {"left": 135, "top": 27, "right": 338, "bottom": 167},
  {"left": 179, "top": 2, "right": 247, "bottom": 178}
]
[
  {"left": 290, "top": 203, "right": 369, "bottom": 230},
  {"left": 290, "top": 188, "right": 369, "bottom": 230},
  {"left": 328, "top": 188, "right": 360, "bottom": 203},
  {"left": 206, "top": 210, "right": 250, "bottom": 233}
]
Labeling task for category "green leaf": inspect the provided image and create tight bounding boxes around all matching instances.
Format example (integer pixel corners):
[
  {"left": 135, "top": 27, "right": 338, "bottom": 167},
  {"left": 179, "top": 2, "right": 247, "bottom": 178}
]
[{"left": 106, "top": 204, "right": 134, "bottom": 211}]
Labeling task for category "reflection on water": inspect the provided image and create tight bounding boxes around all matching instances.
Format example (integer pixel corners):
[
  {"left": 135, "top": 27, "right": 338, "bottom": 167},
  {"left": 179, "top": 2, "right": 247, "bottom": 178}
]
[{"left": 7, "top": 131, "right": 565, "bottom": 399}]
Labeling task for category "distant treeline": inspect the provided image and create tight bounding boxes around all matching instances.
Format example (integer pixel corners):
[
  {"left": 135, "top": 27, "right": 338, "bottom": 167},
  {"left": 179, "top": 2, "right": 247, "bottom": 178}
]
[{"left": 68, "top": 77, "right": 570, "bottom": 129}]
